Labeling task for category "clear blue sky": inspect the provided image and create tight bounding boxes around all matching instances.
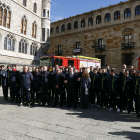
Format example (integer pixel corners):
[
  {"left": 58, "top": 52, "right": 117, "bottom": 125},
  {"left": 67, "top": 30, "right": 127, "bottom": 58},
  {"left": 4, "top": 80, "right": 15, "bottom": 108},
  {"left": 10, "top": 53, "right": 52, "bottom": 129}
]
[{"left": 51, "top": 0, "right": 128, "bottom": 22}]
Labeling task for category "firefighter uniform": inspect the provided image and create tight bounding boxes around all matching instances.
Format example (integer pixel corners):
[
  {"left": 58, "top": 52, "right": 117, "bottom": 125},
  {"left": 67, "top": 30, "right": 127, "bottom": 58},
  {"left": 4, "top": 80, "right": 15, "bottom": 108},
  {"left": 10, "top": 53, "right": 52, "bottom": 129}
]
[{"left": 19, "top": 72, "right": 33, "bottom": 105}]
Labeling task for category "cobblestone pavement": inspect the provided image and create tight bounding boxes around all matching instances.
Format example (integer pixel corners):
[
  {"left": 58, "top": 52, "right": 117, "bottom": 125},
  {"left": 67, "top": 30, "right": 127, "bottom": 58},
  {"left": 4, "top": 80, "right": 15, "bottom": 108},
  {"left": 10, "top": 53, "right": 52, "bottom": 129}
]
[{"left": 0, "top": 88, "right": 140, "bottom": 140}]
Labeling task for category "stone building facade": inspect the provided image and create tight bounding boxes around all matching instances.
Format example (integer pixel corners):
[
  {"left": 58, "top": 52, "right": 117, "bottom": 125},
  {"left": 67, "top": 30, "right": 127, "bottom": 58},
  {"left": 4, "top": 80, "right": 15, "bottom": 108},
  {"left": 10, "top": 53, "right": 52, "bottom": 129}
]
[
  {"left": 48, "top": 0, "right": 140, "bottom": 72},
  {"left": 0, "top": 0, "right": 51, "bottom": 68}
]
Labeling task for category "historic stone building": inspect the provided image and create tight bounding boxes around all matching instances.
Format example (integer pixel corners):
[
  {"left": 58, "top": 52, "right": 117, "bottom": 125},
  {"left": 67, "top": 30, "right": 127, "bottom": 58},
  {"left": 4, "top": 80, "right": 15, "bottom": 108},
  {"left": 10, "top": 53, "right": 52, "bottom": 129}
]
[
  {"left": 0, "top": 0, "right": 51, "bottom": 68},
  {"left": 48, "top": 0, "right": 140, "bottom": 72}
]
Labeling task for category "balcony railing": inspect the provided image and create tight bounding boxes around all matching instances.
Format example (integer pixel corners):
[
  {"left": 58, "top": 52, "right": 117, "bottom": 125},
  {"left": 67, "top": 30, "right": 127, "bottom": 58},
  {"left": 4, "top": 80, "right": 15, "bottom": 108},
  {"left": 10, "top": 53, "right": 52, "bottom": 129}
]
[
  {"left": 55, "top": 50, "right": 63, "bottom": 56},
  {"left": 95, "top": 45, "right": 106, "bottom": 52},
  {"left": 73, "top": 48, "right": 82, "bottom": 54},
  {"left": 121, "top": 42, "right": 134, "bottom": 49}
]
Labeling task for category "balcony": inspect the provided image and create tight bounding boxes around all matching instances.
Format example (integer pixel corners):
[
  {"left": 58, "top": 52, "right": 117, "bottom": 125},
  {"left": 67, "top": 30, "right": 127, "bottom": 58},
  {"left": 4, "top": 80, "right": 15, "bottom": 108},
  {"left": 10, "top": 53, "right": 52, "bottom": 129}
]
[
  {"left": 121, "top": 42, "right": 134, "bottom": 49},
  {"left": 55, "top": 50, "right": 63, "bottom": 56},
  {"left": 73, "top": 48, "right": 82, "bottom": 54},
  {"left": 95, "top": 45, "right": 106, "bottom": 52}
]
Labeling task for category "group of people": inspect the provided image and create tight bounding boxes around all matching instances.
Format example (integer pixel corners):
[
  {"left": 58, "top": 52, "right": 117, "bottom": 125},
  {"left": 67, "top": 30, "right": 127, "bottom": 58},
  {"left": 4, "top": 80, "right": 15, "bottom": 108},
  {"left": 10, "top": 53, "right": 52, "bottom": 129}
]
[{"left": 0, "top": 64, "right": 140, "bottom": 117}]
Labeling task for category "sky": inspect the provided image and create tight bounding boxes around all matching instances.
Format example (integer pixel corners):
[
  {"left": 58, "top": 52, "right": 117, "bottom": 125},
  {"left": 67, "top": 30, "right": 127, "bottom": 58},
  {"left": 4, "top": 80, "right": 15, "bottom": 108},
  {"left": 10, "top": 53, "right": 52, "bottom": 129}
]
[{"left": 50, "top": 0, "right": 128, "bottom": 22}]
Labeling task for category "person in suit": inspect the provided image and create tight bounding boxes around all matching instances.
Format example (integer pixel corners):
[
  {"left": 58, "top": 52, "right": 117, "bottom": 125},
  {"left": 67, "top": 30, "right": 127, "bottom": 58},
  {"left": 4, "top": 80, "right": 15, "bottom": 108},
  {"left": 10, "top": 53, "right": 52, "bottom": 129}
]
[
  {"left": 52, "top": 68, "right": 64, "bottom": 107},
  {"left": 79, "top": 67, "right": 91, "bottom": 109},
  {"left": 65, "top": 67, "right": 79, "bottom": 109}
]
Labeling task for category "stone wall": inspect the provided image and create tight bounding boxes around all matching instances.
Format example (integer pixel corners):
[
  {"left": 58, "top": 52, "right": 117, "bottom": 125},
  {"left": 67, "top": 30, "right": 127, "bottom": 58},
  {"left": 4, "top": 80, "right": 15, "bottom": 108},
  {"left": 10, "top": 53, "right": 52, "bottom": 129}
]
[{"left": 48, "top": 0, "right": 140, "bottom": 72}]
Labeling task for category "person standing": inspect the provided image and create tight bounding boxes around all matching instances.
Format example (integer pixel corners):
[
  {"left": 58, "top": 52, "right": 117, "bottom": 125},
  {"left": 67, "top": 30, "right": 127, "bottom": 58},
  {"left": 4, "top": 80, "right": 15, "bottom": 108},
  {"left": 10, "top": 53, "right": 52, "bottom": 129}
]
[
  {"left": 31, "top": 68, "right": 41, "bottom": 105},
  {"left": 6, "top": 65, "right": 12, "bottom": 99},
  {"left": 52, "top": 68, "right": 64, "bottom": 107},
  {"left": 90, "top": 68, "right": 99, "bottom": 106},
  {"left": 19, "top": 66, "right": 33, "bottom": 107},
  {"left": 80, "top": 68, "right": 91, "bottom": 109},
  {"left": 65, "top": 67, "right": 79, "bottom": 108},
  {"left": 0, "top": 65, "right": 8, "bottom": 100},
  {"left": 10, "top": 65, "right": 19, "bottom": 102},
  {"left": 41, "top": 66, "right": 51, "bottom": 106},
  {"left": 108, "top": 69, "right": 120, "bottom": 112}
]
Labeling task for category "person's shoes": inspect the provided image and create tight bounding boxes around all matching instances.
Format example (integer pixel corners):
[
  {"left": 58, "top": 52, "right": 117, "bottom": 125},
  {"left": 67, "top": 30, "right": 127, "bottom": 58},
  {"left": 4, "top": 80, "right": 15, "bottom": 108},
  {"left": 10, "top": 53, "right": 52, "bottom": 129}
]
[
  {"left": 53, "top": 104, "right": 56, "bottom": 107},
  {"left": 109, "top": 108, "right": 114, "bottom": 111},
  {"left": 117, "top": 108, "right": 120, "bottom": 113},
  {"left": 20, "top": 103, "right": 23, "bottom": 106},
  {"left": 60, "top": 104, "right": 63, "bottom": 108},
  {"left": 28, "top": 103, "right": 31, "bottom": 107}
]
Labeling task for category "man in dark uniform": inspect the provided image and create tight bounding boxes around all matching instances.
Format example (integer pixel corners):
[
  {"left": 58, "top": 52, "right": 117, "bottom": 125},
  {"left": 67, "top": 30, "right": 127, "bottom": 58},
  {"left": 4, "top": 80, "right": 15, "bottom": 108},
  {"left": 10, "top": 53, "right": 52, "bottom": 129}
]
[
  {"left": 108, "top": 69, "right": 120, "bottom": 112},
  {"left": 106, "top": 65, "right": 110, "bottom": 75},
  {"left": 19, "top": 65, "right": 33, "bottom": 107},
  {"left": 52, "top": 68, "right": 64, "bottom": 107},
  {"left": 10, "top": 65, "right": 20, "bottom": 102},
  {"left": 121, "top": 70, "right": 132, "bottom": 113},
  {"left": 133, "top": 71, "right": 140, "bottom": 117},
  {"left": 6, "top": 65, "right": 12, "bottom": 99},
  {"left": 0, "top": 65, "right": 8, "bottom": 100},
  {"left": 90, "top": 68, "right": 99, "bottom": 106},
  {"left": 50, "top": 66, "right": 56, "bottom": 102},
  {"left": 41, "top": 66, "right": 51, "bottom": 106},
  {"left": 65, "top": 67, "right": 79, "bottom": 108},
  {"left": 31, "top": 67, "right": 41, "bottom": 105},
  {"left": 99, "top": 68, "right": 109, "bottom": 108}
]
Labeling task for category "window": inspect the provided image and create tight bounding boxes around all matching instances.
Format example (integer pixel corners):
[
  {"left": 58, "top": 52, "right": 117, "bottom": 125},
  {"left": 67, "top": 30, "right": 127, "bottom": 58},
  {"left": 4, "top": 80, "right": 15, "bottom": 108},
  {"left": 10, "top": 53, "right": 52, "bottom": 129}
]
[
  {"left": 114, "top": 11, "right": 120, "bottom": 20},
  {"left": 33, "top": 3, "right": 37, "bottom": 13},
  {"left": 96, "top": 15, "right": 101, "bottom": 24},
  {"left": 124, "top": 8, "right": 131, "bottom": 18},
  {"left": 67, "top": 23, "right": 71, "bottom": 30},
  {"left": 23, "top": 0, "right": 26, "bottom": 7},
  {"left": 0, "top": 4, "right": 11, "bottom": 28},
  {"left": 42, "top": 28, "right": 45, "bottom": 41},
  {"left": 124, "top": 35, "right": 131, "bottom": 43},
  {"left": 47, "top": 28, "right": 49, "bottom": 42},
  {"left": 21, "top": 16, "right": 27, "bottom": 35},
  {"left": 61, "top": 24, "right": 65, "bottom": 32},
  {"left": 50, "top": 28, "right": 54, "bottom": 34},
  {"left": 96, "top": 55, "right": 106, "bottom": 67},
  {"left": 135, "top": 5, "right": 140, "bottom": 15},
  {"left": 19, "top": 39, "right": 27, "bottom": 54},
  {"left": 3, "top": 9, "right": 7, "bottom": 27},
  {"left": 105, "top": 13, "right": 110, "bottom": 22},
  {"left": 32, "top": 21, "right": 37, "bottom": 38},
  {"left": 30, "top": 43, "right": 37, "bottom": 56},
  {"left": 122, "top": 53, "right": 134, "bottom": 66},
  {"left": 0, "top": 6, "right": 2, "bottom": 25},
  {"left": 4, "top": 35, "right": 14, "bottom": 51},
  {"left": 58, "top": 45, "right": 62, "bottom": 51},
  {"left": 76, "top": 42, "right": 80, "bottom": 49},
  {"left": 47, "top": 10, "right": 49, "bottom": 18},
  {"left": 88, "top": 17, "right": 93, "bottom": 26},
  {"left": 43, "top": 9, "right": 46, "bottom": 17},
  {"left": 98, "top": 39, "right": 104, "bottom": 46},
  {"left": 56, "top": 26, "right": 59, "bottom": 33},
  {"left": 74, "top": 21, "right": 78, "bottom": 29},
  {"left": 81, "top": 19, "right": 85, "bottom": 27}
]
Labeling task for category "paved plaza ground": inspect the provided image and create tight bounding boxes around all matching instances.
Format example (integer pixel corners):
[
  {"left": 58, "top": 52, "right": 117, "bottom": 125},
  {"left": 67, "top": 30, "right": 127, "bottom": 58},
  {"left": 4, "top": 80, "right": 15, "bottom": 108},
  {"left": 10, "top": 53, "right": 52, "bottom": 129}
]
[{"left": 0, "top": 88, "right": 140, "bottom": 140}]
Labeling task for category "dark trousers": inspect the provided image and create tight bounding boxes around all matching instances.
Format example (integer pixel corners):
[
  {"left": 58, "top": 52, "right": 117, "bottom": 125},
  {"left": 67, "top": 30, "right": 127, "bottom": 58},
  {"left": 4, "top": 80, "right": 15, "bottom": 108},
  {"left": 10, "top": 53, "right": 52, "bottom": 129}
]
[
  {"left": 54, "top": 87, "right": 64, "bottom": 105},
  {"left": 80, "top": 87, "right": 88, "bottom": 108},
  {"left": 2, "top": 85, "right": 7, "bottom": 99},
  {"left": 6, "top": 84, "right": 10, "bottom": 97},
  {"left": 100, "top": 89, "right": 108, "bottom": 107},
  {"left": 50, "top": 84, "right": 55, "bottom": 101},
  {"left": 31, "top": 85, "right": 41, "bottom": 102},
  {"left": 110, "top": 91, "right": 120, "bottom": 108},
  {"left": 10, "top": 84, "right": 17, "bottom": 101},
  {"left": 42, "top": 85, "right": 50, "bottom": 105},
  {"left": 90, "top": 88, "right": 100, "bottom": 104},
  {"left": 134, "top": 94, "right": 140, "bottom": 113},
  {"left": 67, "top": 88, "right": 78, "bottom": 107},
  {"left": 20, "top": 86, "right": 30, "bottom": 104},
  {"left": 122, "top": 92, "right": 131, "bottom": 111}
]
